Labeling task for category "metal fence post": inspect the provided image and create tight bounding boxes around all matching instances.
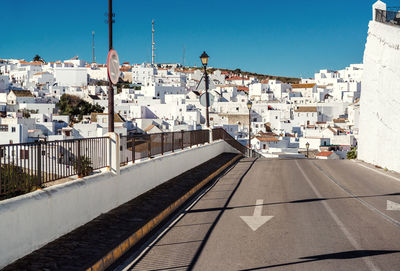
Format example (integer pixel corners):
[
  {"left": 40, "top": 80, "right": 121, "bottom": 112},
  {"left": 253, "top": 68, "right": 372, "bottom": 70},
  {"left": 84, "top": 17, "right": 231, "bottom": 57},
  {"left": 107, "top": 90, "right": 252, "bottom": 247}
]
[
  {"left": 181, "top": 130, "right": 184, "bottom": 150},
  {"left": 148, "top": 135, "right": 152, "bottom": 158},
  {"left": 77, "top": 140, "right": 81, "bottom": 177},
  {"left": 172, "top": 132, "right": 175, "bottom": 152},
  {"left": 131, "top": 137, "right": 135, "bottom": 164},
  {"left": 37, "top": 143, "right": 41, "bottom": 187},
  {"left": 161, "top": 133, "right": 164, "bottom": 155}
]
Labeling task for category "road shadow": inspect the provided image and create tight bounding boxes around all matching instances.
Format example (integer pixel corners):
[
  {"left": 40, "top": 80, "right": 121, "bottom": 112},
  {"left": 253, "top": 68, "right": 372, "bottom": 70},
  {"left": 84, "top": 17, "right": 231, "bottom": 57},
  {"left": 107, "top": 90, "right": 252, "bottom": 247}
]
[
  {"left": 186, "top": 192, "right": 400, "bottom": 214},
  {"left": 240, "top": 250, "right": 400, "bottom": 270},
  {"left": 186, "top": 158, "right": 259, "bottom": 269}
]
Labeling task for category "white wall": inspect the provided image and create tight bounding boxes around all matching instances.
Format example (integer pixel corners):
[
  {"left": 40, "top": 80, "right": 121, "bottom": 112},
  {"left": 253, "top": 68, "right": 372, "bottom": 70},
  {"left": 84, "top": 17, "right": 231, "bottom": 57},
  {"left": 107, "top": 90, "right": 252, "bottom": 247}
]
[
  {"left": 359, "top": 20, "right": 400, "bottom": 172},
  {"left": 0, "top": 140, "right": 239, "bottom": 268},
  {"left": 54, "top": 68, "right": 88, "bottom": 87}
]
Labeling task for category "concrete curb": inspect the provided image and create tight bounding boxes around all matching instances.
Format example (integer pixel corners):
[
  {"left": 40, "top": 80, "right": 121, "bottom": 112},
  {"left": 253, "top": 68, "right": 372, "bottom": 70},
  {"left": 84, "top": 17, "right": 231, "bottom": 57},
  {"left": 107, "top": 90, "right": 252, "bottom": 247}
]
[{"left": 86, "top": 154, "right": 243, "bottom": 271}]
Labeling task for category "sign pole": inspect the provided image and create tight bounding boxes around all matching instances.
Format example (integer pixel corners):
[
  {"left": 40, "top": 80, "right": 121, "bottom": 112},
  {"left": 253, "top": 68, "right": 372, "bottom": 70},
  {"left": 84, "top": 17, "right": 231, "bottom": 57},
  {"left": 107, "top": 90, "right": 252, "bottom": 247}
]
[{"left": 108, "top": 0, "right": 114, "bottom": 132}]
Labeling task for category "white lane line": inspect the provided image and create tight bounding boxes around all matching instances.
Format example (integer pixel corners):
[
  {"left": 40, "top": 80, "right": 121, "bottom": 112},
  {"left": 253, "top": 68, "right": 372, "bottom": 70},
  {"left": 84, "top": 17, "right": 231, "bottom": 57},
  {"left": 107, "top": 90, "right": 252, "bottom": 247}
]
[
  {"left": 312, "top": 162, "right": 400, "bottom": 229},
  {"left": 352, "top": 161, "right": 400, "bottom": 183},
  {"left": 295, "top": 160, "right": 380, "bottom": 271}
]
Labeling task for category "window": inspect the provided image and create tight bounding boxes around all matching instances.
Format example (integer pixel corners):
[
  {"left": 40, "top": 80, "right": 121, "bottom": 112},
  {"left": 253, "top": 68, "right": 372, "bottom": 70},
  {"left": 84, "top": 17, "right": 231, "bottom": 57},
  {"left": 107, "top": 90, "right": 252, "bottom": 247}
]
[
  {"left": 275, "top": 116, "right": 278, "bottom": 120},
  {"left": 11, "top": 127, "right": 16, "bottom": 132}
]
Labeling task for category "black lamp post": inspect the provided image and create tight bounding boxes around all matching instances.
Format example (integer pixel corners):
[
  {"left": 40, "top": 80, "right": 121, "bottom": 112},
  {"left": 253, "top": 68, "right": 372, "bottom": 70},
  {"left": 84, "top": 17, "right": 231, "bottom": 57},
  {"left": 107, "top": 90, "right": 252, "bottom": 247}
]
[
  {"left": 306, "top": 142, "right": 310, "bottom": 158},
  {"left": 200, "top": 51, "right": 210, "bottom": 128},
  {"left": 247, "top": 100, "right": 253, "bottom": 157}
]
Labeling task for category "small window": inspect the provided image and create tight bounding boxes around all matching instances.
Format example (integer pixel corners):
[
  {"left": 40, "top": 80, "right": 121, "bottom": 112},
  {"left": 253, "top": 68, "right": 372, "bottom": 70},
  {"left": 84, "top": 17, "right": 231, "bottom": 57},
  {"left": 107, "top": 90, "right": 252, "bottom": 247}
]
[{"left": 11, "top": 127, "right": 16, "bottom": 132}]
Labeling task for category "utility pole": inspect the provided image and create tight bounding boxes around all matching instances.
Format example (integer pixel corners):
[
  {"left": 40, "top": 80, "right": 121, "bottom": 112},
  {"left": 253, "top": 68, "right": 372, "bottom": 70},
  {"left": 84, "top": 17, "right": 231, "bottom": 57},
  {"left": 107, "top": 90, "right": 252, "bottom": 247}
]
[
  {"left": 152, "top": 20, "right": 155, "bottom": 66},
  {"left": 108, "top": 0, "right": 114, "bottom": 132},
  {"left": 92, "top": 31, "right": 96, "bottom": 64}
]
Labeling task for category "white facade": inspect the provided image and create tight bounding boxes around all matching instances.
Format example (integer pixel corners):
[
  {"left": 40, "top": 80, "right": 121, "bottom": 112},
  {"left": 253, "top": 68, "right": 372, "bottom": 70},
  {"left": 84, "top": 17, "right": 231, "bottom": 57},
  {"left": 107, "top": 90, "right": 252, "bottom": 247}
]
[
  {"left": 359, "top": 3, "right": 400, "bottom": 172},
  {"left": 54, "top": 68, "right": 88, "bottom": 87}
]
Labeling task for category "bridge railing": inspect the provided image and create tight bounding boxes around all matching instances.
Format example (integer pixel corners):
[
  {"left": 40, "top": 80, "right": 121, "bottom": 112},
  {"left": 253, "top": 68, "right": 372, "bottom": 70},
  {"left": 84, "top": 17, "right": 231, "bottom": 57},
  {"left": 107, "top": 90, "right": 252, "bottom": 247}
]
[
  {"left": 212, "top": 127, "right": 262, "bottom": 158},
  {"left": 0, "top": 128, "right": 257, "bottom": 200},
  {"left": 119, "top": 130, "right": 210, "bottom": 165},
  {"left": 0, "top": 137, "right": 108, "bottom": 199}
]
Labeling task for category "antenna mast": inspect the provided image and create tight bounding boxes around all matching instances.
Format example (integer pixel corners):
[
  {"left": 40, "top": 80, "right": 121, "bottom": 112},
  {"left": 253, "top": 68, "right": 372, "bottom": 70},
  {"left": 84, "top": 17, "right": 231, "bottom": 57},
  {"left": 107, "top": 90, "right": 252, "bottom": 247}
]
[
  {"left": 92, "top": 31, "right": 96, "bottom": 64},
  {"left": 152, "top": 20, "right": 155, "bottom": 66},
  {"left": 182, "top": 45, "right": 185, "bottom": 67}
]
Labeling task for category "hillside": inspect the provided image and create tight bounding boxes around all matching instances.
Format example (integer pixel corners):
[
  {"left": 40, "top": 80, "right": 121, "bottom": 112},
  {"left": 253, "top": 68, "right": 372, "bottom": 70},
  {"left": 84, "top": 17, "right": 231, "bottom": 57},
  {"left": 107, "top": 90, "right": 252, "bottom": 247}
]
[{"left": 182, "top": 67, "right": 301, "bottom": 84}]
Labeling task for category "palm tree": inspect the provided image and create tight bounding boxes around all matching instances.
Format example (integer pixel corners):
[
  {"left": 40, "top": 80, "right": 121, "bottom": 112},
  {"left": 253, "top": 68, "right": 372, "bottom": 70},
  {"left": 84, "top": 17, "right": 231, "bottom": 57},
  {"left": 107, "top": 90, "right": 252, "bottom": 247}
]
[{"left": 33, "top": 54, "right": 45, "bottom": 63}]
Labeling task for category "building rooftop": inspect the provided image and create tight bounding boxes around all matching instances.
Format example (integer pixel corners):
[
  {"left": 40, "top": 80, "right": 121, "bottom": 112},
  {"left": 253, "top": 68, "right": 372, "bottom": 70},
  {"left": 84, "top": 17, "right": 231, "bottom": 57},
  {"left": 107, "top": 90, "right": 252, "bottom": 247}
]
[
  {"left": 291, "top": 83, "right": 316, "bottom": 89},
  {"left": 294, "top": 106, "right": 317, "bottom": 112},
  {"left": 316, "top": 151, "right": 334, "bottom": 157}
]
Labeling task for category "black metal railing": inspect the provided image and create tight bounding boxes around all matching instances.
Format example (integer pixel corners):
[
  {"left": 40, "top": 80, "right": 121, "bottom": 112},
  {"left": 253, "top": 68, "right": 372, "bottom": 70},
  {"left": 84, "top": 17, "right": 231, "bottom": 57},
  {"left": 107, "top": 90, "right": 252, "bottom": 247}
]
[
  {"left": 212, "top": 127, "right": 261, "bottom": 158},
  {"left": 0, "top": 137, "right": 108, "bottom": 199},
  {"left": 120, "top": 130, "right": 210, "bottom": 165},
  {"left": 0, "top": 128, "right": 256, "bottom": 200},
  {"left": 376, "top": 8, "right": 400, "bottom": 26}
]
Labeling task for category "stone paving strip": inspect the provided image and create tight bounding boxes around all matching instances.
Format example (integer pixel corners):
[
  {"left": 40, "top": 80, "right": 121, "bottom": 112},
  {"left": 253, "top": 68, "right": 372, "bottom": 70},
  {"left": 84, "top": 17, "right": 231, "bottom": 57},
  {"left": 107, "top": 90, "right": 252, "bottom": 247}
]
[{"left": 3, "top": 153, "right": 240, "bottom": 271}]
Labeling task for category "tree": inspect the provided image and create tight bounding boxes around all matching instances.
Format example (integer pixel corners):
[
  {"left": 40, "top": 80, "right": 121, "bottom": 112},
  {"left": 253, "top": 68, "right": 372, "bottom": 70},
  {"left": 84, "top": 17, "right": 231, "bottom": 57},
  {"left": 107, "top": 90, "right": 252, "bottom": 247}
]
[
  {"left": 233, "top": 68, "right": 241, "bottom": 74},
  {"left": 347, "top": 147, "right": 357, "bottom": 159},
  {"left": 33, "top": 54, "right": 42, "bottom": 62},
  {"left": 57, "top": 94, "right": 104, "bottom": 123}
]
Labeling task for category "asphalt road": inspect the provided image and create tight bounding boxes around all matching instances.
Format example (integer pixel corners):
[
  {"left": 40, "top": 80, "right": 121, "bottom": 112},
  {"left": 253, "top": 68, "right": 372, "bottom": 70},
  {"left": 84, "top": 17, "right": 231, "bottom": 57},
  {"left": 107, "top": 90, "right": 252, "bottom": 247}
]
[{"left": 113, "top": 158, "right": 400, "bottom": 271}]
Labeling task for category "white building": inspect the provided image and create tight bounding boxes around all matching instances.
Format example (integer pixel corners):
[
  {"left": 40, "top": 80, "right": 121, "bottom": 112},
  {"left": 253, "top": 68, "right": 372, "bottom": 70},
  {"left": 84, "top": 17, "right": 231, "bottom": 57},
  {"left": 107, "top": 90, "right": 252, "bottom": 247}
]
[{"left": 358, "top": 1, "right": 400, "bottom": 172}]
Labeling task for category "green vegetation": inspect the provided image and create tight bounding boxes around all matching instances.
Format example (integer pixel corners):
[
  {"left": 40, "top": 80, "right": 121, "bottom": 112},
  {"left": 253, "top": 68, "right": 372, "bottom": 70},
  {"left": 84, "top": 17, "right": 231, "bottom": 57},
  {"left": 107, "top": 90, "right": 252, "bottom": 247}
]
[
  {"left": 57, "top": 94, "right": 104, "bottom": 123},
  {"left": 347, "top": 147, "right": 357, "bottom": 160},
  {"left": 73, "top": 156, "right": 93, "bottom": 177},
  {"left": 0, "top": 164, "right": 39, "bottom": 200}
]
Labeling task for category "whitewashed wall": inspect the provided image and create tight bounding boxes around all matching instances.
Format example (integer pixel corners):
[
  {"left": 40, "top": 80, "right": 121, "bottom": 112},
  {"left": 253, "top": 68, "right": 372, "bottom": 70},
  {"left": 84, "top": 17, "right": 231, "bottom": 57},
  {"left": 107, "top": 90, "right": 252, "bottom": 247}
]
[
  {"left": 0, "top": 140, "right": 240, "bottom": 269},
  {"left": 359, "top": 20, "right": 400, "bottom": 172}
]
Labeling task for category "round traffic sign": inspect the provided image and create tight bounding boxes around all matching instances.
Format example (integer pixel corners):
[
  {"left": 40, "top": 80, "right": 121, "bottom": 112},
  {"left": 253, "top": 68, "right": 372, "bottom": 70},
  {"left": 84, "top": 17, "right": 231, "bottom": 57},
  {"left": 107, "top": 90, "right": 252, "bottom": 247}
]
[
  {"left": 107, "top": 49, "right": 120, "bottom": 85},
  {"left": 200, "top": 92, "right": 215, "bottom": 107}
]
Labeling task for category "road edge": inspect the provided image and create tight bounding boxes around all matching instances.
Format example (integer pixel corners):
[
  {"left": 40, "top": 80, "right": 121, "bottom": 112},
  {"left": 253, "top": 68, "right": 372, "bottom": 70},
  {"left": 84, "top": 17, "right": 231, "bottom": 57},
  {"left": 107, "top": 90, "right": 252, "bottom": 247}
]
[{"left": 86, "top": 154, "right": 243, "bottom": 271}]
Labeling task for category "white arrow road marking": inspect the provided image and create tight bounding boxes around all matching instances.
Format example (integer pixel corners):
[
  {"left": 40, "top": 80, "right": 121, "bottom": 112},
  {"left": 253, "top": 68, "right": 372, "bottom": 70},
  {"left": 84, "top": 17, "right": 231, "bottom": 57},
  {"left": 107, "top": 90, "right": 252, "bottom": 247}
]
[
  {"left": 240, "top": 199, "right": 273, "bottom": 231},
  {"left": 387, "top": 200, "right": 400, "bottom": 211}
]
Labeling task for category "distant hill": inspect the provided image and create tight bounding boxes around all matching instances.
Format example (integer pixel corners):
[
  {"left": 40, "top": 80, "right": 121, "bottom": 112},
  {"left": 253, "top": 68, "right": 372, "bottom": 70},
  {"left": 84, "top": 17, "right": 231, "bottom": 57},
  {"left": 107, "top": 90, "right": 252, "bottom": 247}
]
[{"left": 182, "top": 67, "right": 301, "bottom": 84}]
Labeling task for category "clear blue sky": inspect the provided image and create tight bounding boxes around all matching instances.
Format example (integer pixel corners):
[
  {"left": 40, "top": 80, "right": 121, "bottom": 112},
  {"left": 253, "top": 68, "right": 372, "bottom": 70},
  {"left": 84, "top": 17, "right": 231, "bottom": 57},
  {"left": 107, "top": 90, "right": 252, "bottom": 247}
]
[{"left": 0, "top": 0, "right": 396, "bottom": 78}]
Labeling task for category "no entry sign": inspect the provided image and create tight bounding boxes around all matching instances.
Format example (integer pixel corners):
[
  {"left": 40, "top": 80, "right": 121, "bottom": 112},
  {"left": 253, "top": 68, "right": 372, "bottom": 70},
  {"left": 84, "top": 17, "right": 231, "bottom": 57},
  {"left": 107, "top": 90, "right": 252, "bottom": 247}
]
[{"left": 107, "top": 49, "right": 120, "bottom": 85}]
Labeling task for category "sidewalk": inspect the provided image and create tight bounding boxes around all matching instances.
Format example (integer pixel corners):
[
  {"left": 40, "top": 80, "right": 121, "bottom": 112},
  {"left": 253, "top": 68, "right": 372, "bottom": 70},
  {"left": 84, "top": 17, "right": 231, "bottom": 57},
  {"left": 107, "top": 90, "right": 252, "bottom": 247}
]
[{"left": 3, "top": 153, "right": 239, "bottom": 271}]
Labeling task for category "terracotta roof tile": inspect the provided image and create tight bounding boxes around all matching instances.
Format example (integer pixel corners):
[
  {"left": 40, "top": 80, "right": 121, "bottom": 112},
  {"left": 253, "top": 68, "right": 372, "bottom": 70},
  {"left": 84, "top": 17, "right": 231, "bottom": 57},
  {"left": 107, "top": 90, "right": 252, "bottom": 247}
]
[
  {"left": 291, "top": 83, "right": 316, "bottom": 89},
  {"left": 316, "top": 151, "right": 333, "bottom": 157}
]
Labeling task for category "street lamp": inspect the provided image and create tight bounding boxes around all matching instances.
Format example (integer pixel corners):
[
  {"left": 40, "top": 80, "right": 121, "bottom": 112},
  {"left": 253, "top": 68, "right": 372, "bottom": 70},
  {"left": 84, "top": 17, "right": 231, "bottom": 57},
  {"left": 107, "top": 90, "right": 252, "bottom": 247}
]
[
  {"left": 200, "top": 51, "right": 210, "bottom": 128},
  {"left": 247, "top": 100, "right": 253, "bottom": 157},
  {"left": 306, "top": 142, "right": 310, "bottom": 158}
]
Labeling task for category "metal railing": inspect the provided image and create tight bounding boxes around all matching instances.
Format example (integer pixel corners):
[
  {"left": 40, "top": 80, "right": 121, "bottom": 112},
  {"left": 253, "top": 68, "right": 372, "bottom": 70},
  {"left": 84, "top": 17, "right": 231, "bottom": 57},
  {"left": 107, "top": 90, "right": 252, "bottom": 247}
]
[
  {"left": 376, "top": 8, "right": 400, "bottom": 26},
  {"left": 0, "top": 137, "right": 108, "bottom": 199},
  {"left": 0, "top": 128, "right": 257, "bottom": 200},
  {"left": 120, "top": 130, "right": 210, "bottom": 165},
  {"left": 212, "top": 127, "right": 262, "bottom": 158}
]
